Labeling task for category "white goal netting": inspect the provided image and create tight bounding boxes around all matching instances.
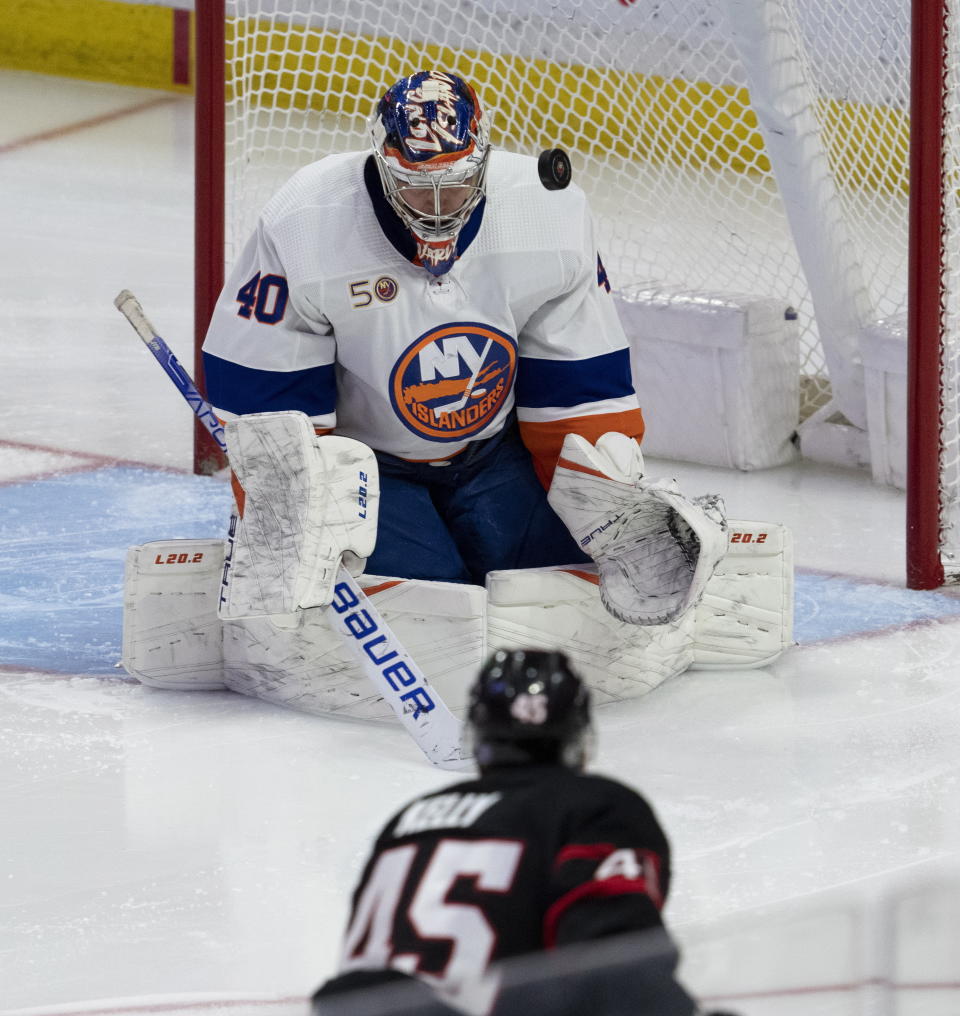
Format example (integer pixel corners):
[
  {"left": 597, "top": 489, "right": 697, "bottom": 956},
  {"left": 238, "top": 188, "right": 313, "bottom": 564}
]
[{"left": 219, "top": 0, "right": 960, "bottom": 578}]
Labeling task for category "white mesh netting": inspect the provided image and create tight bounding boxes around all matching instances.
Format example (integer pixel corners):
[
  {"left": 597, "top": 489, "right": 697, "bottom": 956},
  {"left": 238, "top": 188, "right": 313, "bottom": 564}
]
[
  {"left": 222, "top": 0, "right": 912, "bottom": 421},
  {"left": 219, "top": 0, "right": 959, "bottom": 573}
]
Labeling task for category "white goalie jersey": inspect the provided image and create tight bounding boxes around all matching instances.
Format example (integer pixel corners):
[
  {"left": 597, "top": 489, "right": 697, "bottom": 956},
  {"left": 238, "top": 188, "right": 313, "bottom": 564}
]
[{"left": 201, "top": 148, "right": 645, "bottom": 482}]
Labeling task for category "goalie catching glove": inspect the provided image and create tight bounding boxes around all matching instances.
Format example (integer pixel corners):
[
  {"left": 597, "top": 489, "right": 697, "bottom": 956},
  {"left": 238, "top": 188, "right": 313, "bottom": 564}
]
[
  {"left": 219, "top": 411, "right": 379, "bottom": 619},
  {"left": 547, "top": 432, "right": 728, "bottom": 626}
]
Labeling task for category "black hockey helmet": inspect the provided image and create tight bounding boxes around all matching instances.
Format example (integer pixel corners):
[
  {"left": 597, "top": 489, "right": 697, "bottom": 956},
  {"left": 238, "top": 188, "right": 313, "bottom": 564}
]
[{"left": 466, "top": 649, "right": 594, "bottom": 769}]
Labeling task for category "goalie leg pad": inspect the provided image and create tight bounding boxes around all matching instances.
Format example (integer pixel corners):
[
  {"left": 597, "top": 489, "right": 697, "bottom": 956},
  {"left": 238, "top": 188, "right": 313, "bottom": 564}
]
[
  {"left": 221, "top": 411, "right": 379, "bottom": 619},
  {"left": 485, "top": 565, "right": 695, "bottom": 702},
  {"left": 124, "top": 546, "right": 485, "bottom": 717},
  {"left": 122, "top": 540, "right": 227, "bottom": 690},
  {"left": 120, "top": 540, "right": 483, "bottom": 715},
  {"left": 222, "top": 575, "right": 486, "bottom": 719},
  {"left": 692, "top": 520, "right": 794, "bottom": 669}
]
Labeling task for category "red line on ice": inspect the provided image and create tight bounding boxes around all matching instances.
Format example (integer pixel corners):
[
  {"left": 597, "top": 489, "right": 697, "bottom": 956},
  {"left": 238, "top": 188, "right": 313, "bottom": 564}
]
[{"left": 0, "top": 95, "right": 180, "bottom": 155}]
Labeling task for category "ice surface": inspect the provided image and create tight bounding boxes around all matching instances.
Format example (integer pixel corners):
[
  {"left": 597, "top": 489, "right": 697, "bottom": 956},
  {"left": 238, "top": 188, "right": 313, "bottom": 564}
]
[{"left": 1, "top": 71, "right": 958, "bottom": 1016}]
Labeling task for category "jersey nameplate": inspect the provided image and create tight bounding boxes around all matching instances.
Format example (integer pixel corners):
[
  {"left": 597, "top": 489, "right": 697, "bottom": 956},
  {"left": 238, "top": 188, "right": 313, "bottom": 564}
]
[{"left": 393, "top": 791, "right": 502, "bottom": 836}]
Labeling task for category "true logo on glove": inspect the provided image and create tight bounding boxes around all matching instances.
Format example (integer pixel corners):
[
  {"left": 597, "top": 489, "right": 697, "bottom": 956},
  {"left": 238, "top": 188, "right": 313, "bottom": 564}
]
[{"left": 580, "top": 514, "right": 622, "bottom": 548}]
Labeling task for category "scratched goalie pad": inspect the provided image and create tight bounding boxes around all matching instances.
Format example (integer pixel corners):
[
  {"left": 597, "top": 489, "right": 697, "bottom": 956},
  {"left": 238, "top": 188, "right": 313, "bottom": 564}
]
[
  {"left": 122, "top": 548, "right": 486, "bottom": 717},
  {"left": 220, "top": 411, "right": 378, "bottom": 619},
  {"left": 547, "top": 432, "right": 728, "bottom": 626},
  {"left": 693, "top": 520, "right": 794, "bottom": 668},
  {"left": 486, "top": 566, "right": 695, "bottom": 701},
  {"left": 121, "top": 540, "right": 227, "bottom": 690},
  {"left": 223, "top": 576, "right": 486, "bottom": 719}
]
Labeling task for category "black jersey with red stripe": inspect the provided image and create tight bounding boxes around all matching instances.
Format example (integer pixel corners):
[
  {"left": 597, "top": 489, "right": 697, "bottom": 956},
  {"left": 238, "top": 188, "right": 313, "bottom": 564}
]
[{"left": 336, "top": 764, "right": 674, "bottom": 984}]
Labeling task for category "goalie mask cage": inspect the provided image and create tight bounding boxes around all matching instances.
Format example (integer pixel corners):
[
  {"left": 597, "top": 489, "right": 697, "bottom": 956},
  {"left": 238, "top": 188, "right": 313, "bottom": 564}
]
[{"left": 194, "top": 0, "right": 959, "bottom": 590}]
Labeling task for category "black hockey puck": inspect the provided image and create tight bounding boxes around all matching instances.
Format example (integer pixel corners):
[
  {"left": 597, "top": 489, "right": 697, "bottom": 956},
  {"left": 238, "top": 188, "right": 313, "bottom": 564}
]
[{"left": 538, "top": 148, "right": 572, "bottom": 190}]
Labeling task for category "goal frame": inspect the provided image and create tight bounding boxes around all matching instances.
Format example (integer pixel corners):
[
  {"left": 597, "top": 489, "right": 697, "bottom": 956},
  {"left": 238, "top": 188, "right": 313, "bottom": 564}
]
[
  {"left": 907, "top": 0, "right": 951, "bottom": 590},
  {"left": 193, "top": 0, "right": 953, "bottom": 590},
  {"left": 194, "top": 0, "right": 228, "bottom": 476}
]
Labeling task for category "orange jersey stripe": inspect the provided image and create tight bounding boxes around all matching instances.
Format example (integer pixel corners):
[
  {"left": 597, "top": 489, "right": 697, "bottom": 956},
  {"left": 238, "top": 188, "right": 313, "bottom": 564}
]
[
  {"left": 361, "top": 579, "right": 406, "bottom": 597},
  {"left": 519, "top": 408, "right": 645, "bottom": 487}
]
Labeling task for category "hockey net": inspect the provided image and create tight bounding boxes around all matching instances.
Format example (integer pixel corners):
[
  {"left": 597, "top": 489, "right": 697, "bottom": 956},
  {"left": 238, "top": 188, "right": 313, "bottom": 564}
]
[{"left": 200, "top": 0, "right": 960, "bottom": 587}]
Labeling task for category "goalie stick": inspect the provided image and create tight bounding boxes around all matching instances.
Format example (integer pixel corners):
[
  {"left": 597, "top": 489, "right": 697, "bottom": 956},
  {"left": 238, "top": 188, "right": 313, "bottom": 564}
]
[{"left": 113, "top": 289, "right": 471, "bottom": 772}]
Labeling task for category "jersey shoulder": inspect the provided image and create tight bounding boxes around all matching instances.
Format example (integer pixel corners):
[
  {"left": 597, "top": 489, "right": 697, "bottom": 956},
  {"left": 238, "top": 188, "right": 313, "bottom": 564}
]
[
  {"left": 478, "top": 149, "right": 592, "bottom": 257},
  {"left": 258, "top": 151, "right": 401, "bottom": 280},
  {"left": 487, "top": 149, "right": 590, "bottom": 210},
  {"left": 570, "top": 771, "right": 664, "bottom": 823},
  {"left": 493, "top": 767, "right": 668, "bottom": 846},
  {"left": 260, "top": 151, "right": 369, "bottom": 226}
]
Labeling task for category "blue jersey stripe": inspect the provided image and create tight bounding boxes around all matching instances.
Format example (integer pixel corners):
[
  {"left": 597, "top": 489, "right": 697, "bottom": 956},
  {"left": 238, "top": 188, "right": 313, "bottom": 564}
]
[
  {"left": 203, "top": 352, "right": 336, "bottom": 418},
  {"left": 515, "top": 348, "right": 635, "bottom": 410}
]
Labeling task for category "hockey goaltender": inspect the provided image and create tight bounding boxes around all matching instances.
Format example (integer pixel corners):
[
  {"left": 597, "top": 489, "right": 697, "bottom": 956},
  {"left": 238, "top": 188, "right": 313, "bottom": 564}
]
[{"left": 119, "top": 69, "right": 792, "bottom": 764}]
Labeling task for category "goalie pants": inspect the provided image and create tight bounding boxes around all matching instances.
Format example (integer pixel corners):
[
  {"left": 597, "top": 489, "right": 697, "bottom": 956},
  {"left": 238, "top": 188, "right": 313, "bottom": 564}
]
[{"left": 365, "top": 418, "right": 589, "bottom": 584}]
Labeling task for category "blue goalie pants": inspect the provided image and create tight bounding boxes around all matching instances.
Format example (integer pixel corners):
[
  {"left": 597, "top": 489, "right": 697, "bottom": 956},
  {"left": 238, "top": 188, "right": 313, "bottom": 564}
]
[{"left": 364, "top": 419, "right": 589, "bottom": 584}]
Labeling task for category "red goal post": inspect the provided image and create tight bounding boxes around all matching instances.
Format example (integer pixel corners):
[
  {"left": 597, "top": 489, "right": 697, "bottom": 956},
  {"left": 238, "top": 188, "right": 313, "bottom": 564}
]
[
  {"left": 194, "top": 0, "right": 227, "bottom": 476},
  {"left": 193, "top": 0, "right": 959, "bottom": 589},
  {"left": 907, "top": 0, "right": 959, "bottom": 590}
]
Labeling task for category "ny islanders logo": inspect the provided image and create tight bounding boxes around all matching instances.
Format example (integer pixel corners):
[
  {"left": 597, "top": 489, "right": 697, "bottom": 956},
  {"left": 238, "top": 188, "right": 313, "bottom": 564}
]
[{"left": 390, "top": 323, "right": 517, "bottom": 441}]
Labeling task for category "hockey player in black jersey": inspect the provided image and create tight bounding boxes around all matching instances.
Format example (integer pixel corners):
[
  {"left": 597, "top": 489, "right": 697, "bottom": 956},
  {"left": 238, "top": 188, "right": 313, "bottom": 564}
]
[{"left": 312, "top": 649, "right": 701, "bottom": 1016}]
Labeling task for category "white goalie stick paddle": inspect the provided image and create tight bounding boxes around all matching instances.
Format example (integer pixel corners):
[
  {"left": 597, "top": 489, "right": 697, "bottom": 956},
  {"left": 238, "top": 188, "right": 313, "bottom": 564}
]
[{"left": 113, "top": 289, "right": 472, "bottom": 771}]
